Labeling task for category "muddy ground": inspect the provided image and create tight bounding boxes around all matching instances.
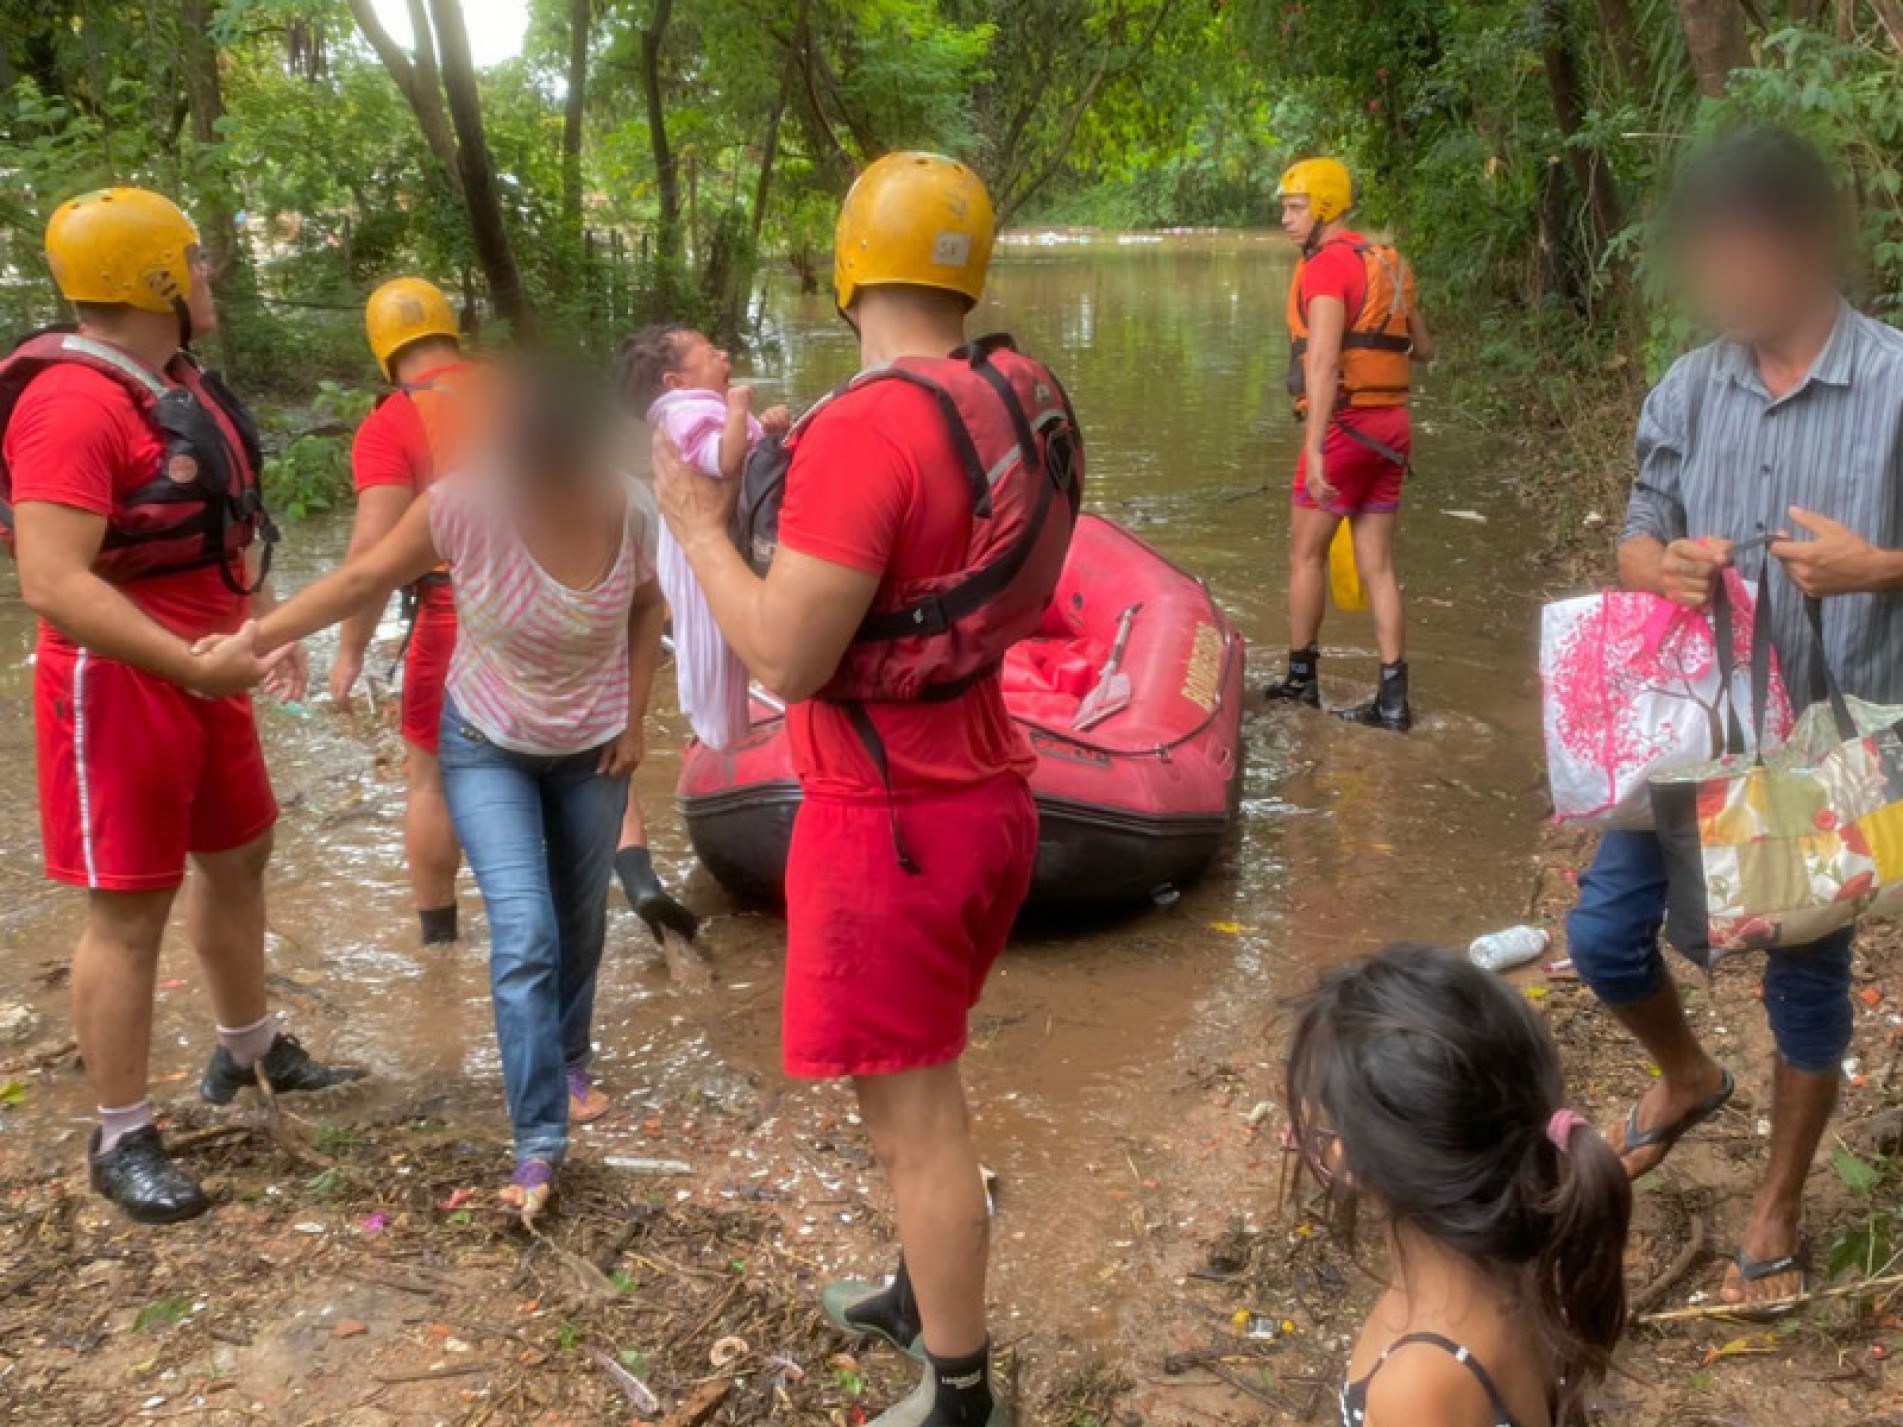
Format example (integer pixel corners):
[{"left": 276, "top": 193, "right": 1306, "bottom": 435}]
[{"left": 5, "top": 776, "right": 1903, "bottom": 1427}]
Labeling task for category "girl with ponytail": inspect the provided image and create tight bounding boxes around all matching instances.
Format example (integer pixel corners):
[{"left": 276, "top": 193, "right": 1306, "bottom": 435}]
[{"left": 1287, "top": 943, "right": 1632, "bottom": 1427}]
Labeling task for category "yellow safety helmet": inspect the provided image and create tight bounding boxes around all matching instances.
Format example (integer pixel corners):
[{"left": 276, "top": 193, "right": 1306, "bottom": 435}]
[
  {"left": 1277, "top": 158, "right": 1355, "bottom": 224},
  {"left": 365, "top": 276, "right": 460, "bottom": 380},
  {"left": 45, "top": 187, "right": 200, "bottom": 315},
  {"left": 834, "top": 152, "right": 995, "bottom": 314}
]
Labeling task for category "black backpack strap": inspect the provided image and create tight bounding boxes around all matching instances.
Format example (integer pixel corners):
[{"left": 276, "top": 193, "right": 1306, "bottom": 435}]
[
  {"left": 1342, "top": 331, "right": 1414, "bottom": 353},
  {"left": 843, "top": 701, "right": 922, "bottom": 875},
  {"left": 1332, "top": 418, "right": 1411, "bottom": 473},
  {"left": 855, "top": 458, "right": 1059, "bottom": 644},
  {"left": 854, "top": 348, "right": 1075, "bottom": 644},
  {"left": 863, "top": 366, "right": 995, "bottom": 516}
]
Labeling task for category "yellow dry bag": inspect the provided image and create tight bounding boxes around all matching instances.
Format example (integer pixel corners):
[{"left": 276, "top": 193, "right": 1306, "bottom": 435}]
[{"left": 1329, "top": 521, "right": 1367, "bottom": 611}]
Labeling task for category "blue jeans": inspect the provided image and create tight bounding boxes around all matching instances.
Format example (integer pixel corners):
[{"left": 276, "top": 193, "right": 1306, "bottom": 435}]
[
  {"left": 438, "top": 701, "right": 629, "bottom": 1164},
  {"left": 1567, "top": 829, "right": 1855, "bottom": 1074}
]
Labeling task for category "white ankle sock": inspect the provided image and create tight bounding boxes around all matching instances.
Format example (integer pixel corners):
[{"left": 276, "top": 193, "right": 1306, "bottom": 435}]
[
  {"left": 217, "top": 1014, "right": 278, "bottom": 1069},
  {"left": 97, "top": 1101, "right": 154, "bottom": 1155}
]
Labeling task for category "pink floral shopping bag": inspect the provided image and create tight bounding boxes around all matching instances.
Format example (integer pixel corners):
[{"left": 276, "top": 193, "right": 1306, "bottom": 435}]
[{"left": 1541, "top": 571, "right": 1791, "bottom": 828}]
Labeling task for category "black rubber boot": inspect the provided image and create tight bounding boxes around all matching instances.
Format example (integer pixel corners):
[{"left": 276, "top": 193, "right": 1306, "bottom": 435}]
[
  {"left": 202, "top": 1033, "right": 365, "bottom": 1106},
  {"left": 1263, "top": 646, "right": 1321, "bottom": 708},
  {"left": 615, "top": 846, "right": 702, "bottom": 944},
  {"left": 1335, "top": 659, "right": 1412, "bottom": 733},
  {"left": 418, "top": 905, "right": 459, "bottom": 946},
  {"left": 822, "top": 1256, "right": 924, "bottom": 1360},
  {"left": 89, "top": 1126, "right": 211, "bottom": 1225}
]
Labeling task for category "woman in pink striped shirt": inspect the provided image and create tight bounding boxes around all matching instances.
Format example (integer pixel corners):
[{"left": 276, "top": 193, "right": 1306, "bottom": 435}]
[{"left": 238, "top": 363, "right": 666, "bottom": 1216}]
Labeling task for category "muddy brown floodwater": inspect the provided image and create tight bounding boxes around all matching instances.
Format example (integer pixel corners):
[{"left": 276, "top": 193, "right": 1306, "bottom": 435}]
[{"left": 0, "top": 231, "right": 1553, "bottom": 1417}]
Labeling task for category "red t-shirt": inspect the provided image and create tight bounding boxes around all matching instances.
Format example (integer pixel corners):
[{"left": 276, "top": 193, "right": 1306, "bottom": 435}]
[
  {"left": 777, "top": 381, "right": 1036, "bottom": 800},
  {"left": 6, "top": 363, "right": 247, "bottom": 645},
  {"left": 1299, "top": 230, "right": 1370, "bottom": 323},
  {"left": 351, "top": 361, "right": 476, "bottom": 493}
]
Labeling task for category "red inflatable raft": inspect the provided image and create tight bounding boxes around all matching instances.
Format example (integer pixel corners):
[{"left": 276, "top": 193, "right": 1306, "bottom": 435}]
[{"left": 676, "top": 514, "right": 1246, "bottom": 914}]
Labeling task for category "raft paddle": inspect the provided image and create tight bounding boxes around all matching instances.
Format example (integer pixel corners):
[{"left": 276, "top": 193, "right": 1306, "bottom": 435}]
[{"left": 1073, "top": 603, "right": 1141, "bottom": 732}]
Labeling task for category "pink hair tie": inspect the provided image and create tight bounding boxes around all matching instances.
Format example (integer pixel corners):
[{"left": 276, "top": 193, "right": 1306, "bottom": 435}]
[{"left": 1546, "top": 1109, "right": 1588, "bottom": 1152}]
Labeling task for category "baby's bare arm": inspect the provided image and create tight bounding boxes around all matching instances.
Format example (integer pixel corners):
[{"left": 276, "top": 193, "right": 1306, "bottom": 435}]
[{"left": 718, "top": 386, "right": 755, "bottom": 481}]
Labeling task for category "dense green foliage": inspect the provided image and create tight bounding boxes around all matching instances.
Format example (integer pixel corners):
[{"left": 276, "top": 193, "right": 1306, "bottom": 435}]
[{"left": 9, "top": 0, "right": 1903, "bottom": 440}]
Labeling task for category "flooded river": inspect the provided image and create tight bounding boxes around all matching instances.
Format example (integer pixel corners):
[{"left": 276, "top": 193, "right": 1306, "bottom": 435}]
[{"left": 0, "top": 231, "right": 1555, "bottom": 1383}]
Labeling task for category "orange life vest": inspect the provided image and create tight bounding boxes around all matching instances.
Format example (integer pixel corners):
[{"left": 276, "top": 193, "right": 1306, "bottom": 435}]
[{"left": 1286, "top": 236, "right": 1416, "bottom": 412}]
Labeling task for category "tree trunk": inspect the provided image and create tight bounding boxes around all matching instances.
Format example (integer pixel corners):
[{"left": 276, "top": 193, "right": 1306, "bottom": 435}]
[
  {"left": 428, "top": 0, "right": 536, "bottom": 337},
  {"left": 178, "top": 0, "right": 248, "bottom": 365},
  {"left": 345, "top": 0, "right": 465, "bottom": 199},
  {"left": 640, "top": 0, "right": 681, "bottom": 262},
  {"left": 1535, "top": 0, "right": 1623, "bottom": 252},
  {"left": 561, "top": 0, "right": 590, "bottom": 236},
  {"left": 1674, "top": 0, "right": 1751, "bottom": 96},
  {"left": 750, "top": 0, "right": 809, "bottom": 253}
]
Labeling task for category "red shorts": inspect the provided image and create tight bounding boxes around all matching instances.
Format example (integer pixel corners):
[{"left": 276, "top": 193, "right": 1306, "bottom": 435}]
[
  {"left": 35, "top": 641, "right": 277, "bottom": 892},
  {"left": 1292, "top": 407, "right": 1411, "bottom": 516},
  {"left": 400, "top": 586, "right": 457, "bottom": 755},
  {"left": 783, "top": 776, "right": 1037, "bottom": 1078}
]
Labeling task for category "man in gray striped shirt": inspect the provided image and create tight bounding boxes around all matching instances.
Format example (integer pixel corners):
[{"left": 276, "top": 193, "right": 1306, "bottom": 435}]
[{"left": 1571, "top": 128, "right": 1903, "bottom": 1314}]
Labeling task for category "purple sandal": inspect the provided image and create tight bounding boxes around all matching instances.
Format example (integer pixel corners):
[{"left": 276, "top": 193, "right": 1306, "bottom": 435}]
[{"left": 503, "top": 1158, "right": 556, "bottom": 1218}]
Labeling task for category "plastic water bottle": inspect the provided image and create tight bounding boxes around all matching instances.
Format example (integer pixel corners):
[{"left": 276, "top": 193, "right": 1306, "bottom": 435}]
[{"left": 1469, "top": 925, "right": 1551, "bottom": 973}]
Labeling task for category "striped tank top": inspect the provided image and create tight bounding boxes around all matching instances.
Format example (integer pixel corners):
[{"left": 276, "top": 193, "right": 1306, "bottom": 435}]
[{"left": 428, "top": 472, "right": 657, "bottom": 756}]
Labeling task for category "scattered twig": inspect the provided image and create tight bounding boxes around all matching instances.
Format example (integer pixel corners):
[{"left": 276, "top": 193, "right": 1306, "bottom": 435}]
[
  {"left": 658, "top": 1379, "right": 732, "bottom": 1427},
  {"left": 0, "top": 1039, "right": 76, "bottom": 1077},
  {"left": 1198, "top": 1360, "right": 1288, "bottom": 1411},
  {"left": 168, "top": 1123, "right": 259, "bottom": 1155},
  {"left": 1630, "top": 1212, "right": 1708, "bottom": 1315},
  {"left": 1638, "top": 1270, "right": 1903, "bottom": 1324},
  {"left": 372, "top": 1361, "right": 491, "bottom": 1384}
]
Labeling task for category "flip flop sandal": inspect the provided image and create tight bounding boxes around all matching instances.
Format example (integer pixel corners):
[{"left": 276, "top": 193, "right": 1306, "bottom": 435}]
[
  {"left": 1723, "top": 1240, "right": 1809, "bottom": 1322},
  {"left": 501, "top": 1159, "right": 557, "bottom": 1221},
  {"left": 1617, "top": 1067, "right": 1736, "bottom": 1177}
]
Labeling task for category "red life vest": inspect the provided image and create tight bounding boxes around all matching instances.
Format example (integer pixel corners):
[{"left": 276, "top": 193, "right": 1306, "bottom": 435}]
[
  {"left": 0, "top": 330, "right": 275, "bottom": 592},
  {"left": 736, "top": 334, "right": 1085, "bottom": 704}
]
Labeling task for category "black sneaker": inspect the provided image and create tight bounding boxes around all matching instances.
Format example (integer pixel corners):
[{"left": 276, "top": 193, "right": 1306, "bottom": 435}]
[
  {"left": 201, "top": 1033, "right": 364, "bottom": 1106},
  {"left": 1334, "top": 660, "right": 1412, "bottom": 733},
  {"left": 1263, "top": 647, "right": 1322, "bottom": 708},
  {"left": 89, "top": 1126, "right": 211, "bottom": 1225}
]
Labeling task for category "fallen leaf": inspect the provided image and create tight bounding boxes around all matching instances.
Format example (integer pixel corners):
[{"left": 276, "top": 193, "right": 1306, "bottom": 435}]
[{"left": 332, "top": 1321, "right": 368, "bottom": 1340}]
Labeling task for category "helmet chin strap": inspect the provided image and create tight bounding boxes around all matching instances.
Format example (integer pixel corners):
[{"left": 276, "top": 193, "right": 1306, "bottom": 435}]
[{"left": 172, "top": 296, "right": 193, "bottom": 352}]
